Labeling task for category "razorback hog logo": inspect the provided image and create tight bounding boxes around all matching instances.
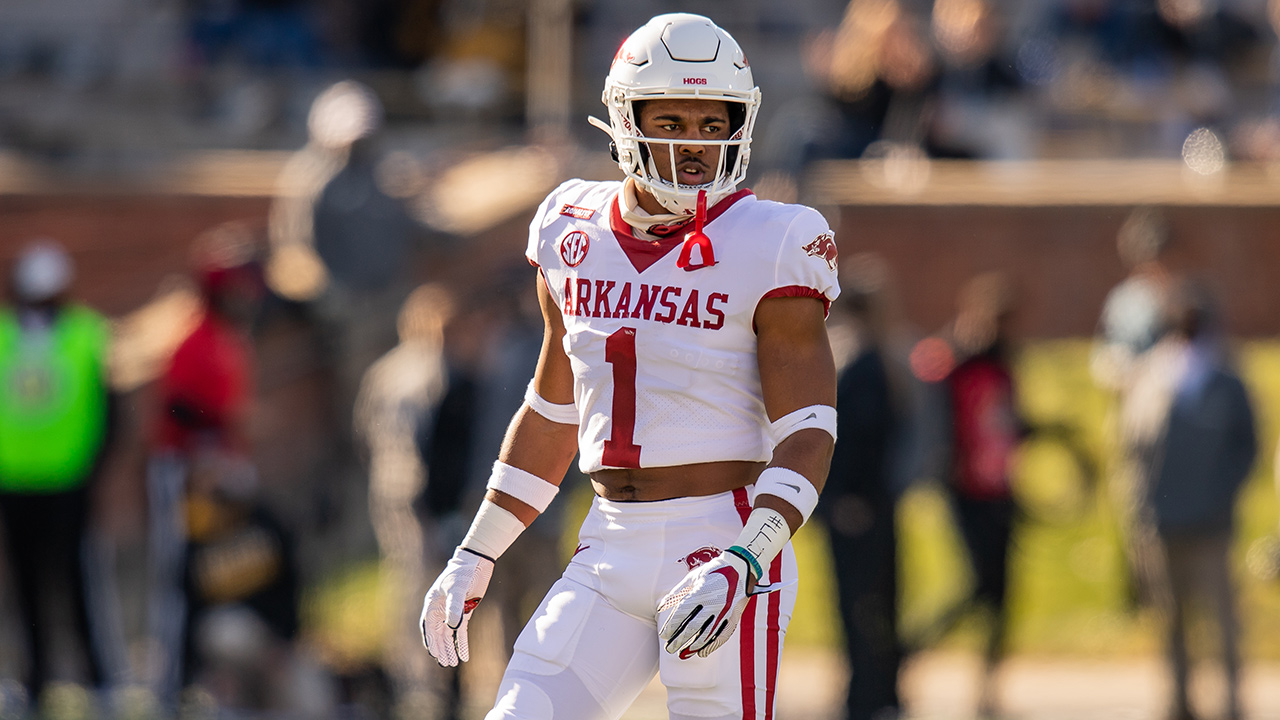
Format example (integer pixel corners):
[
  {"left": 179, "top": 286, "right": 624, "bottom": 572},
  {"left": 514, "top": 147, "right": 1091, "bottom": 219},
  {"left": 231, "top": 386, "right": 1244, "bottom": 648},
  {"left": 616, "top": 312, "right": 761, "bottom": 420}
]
[
  {"left": 802, "top": 232, "right": 839, "bottom": 271},
  {"left": 612, "top": 43, "right": 637, "bottom": 67},
  {"left": 680, "top": 545, "right": 722, "bottom": 571},
  {"left": 683, "top": 77, "right": 708, "bottom": 85}
]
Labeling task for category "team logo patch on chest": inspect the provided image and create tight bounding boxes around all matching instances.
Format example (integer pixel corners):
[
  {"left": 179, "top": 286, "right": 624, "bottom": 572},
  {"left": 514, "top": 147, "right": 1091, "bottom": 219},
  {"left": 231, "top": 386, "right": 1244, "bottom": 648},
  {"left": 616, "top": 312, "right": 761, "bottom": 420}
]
[
  {"left": 803, "top": 232, "right": 839, "bottom": 271},
  {"left": 559, "top": 230, "right": 590, "bottom": 267},
  {"left": 680, "top": 545, "right": 723, "bottom": 571}
]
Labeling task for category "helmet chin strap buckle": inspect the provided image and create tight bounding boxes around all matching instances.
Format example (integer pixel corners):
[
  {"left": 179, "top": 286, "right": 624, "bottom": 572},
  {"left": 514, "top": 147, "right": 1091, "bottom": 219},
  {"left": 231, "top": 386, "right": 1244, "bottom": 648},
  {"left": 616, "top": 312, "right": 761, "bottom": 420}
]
[{"left": 676, "top": 190, "right": 716, "bottom": 271}]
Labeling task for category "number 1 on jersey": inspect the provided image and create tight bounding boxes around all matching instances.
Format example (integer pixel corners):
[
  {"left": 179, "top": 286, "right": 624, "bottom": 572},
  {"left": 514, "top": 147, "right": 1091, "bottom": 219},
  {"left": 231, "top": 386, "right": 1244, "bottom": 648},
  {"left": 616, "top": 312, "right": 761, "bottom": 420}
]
[{"left": 603, "top": 327, "right": 642, "bottom": 467}]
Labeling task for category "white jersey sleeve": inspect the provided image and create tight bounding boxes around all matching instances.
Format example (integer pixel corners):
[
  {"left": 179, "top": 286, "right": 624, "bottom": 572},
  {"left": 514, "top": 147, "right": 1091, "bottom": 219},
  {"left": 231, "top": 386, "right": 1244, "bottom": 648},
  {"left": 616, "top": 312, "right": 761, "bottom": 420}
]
[{"left": 761, "top": 205, "right": 840, "bottom": 313}]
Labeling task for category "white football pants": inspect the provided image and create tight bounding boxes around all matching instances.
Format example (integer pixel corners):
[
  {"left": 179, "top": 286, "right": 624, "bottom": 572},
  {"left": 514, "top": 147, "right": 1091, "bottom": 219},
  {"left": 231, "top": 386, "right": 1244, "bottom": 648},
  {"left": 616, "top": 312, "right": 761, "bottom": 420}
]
[{"left": 485, "top": 486, "right": 798, "bottom": 720}]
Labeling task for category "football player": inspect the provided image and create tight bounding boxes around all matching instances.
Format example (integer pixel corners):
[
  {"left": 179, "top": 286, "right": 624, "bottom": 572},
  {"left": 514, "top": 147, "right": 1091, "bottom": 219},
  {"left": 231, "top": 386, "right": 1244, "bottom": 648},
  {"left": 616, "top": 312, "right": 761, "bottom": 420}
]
[{"left": 421, "top": 13, "right": 839, "bottom": 720}]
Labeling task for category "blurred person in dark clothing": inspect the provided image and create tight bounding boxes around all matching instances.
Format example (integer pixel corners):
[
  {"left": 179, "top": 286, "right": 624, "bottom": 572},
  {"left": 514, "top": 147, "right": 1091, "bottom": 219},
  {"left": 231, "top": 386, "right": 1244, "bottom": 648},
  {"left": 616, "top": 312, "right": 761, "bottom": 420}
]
[
  {"left": 180, "top": 454, "right": 332, "bottom": 717},
  {"left": 1130, "top": 280, "right": 1255, "bottom": 720},
  {"left": 0, "top": 240, "right": 117, "bottom": 707},
  {"left": 818, "top": 254, "right": 904, "bottom": 720},
  {"left": 268, "top": 80, "right": 415, "bottom": 385},
  {"left": 146, "top": 223, "right": 264, "bottom": 712},
  {"left": 916, "top": 272, "right": 1029, "bottom": 719},
  {"left": 267, "top": 80, "right": 429, "bottom": 574}
]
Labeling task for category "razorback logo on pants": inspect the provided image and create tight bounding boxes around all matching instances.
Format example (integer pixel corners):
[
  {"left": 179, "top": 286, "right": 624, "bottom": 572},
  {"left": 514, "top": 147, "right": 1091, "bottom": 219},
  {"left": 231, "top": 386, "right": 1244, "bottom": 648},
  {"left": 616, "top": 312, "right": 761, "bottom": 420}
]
[{"left": 681, "top": 545, "right": 722, "bottom": 571}]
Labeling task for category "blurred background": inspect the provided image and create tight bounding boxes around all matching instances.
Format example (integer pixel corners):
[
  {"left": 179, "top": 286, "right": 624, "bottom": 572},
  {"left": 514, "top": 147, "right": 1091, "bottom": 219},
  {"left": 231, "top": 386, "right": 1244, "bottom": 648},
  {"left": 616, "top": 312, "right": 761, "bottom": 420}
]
[{"left": 2, "top": 0, "right": 1280, "bottom": 719}]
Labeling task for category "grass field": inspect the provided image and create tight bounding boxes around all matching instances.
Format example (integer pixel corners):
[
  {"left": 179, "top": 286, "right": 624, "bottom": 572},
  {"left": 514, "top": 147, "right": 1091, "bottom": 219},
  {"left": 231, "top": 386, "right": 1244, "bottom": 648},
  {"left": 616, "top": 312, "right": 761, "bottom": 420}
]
[{"left": 307, "top": 340, "right": 1280, "bottom": 667}]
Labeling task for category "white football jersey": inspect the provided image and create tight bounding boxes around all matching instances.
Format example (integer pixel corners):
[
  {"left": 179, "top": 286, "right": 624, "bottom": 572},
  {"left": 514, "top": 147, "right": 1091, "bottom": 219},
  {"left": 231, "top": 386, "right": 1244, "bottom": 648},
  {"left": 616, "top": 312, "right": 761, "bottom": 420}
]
[{"left": 527, "top": 180, "right": 840, "bottom": 473}]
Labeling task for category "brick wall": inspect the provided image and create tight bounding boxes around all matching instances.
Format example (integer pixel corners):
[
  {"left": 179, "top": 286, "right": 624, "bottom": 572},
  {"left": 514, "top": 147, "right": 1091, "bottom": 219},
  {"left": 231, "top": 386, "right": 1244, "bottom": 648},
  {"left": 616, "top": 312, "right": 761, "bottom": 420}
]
[
  {"left": 3, "top": 192, "right": 1277, "bottom": 337},
  {"left": 836, "top": 204, "right": 1280, "bottom": 338}
]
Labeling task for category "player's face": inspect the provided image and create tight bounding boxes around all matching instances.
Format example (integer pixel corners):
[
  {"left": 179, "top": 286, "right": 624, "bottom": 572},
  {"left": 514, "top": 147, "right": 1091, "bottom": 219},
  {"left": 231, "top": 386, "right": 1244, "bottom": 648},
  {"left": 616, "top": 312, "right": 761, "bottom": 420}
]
[{"left": 636, "top": 99, "right": 732, "bottom": 188}]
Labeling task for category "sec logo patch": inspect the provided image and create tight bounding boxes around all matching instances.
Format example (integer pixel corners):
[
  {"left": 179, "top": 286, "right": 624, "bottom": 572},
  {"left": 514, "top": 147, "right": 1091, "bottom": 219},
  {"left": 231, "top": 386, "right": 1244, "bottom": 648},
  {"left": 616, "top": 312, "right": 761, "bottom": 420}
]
[{"left": 559, "top": 231, "right": 589, "bottom": 267}]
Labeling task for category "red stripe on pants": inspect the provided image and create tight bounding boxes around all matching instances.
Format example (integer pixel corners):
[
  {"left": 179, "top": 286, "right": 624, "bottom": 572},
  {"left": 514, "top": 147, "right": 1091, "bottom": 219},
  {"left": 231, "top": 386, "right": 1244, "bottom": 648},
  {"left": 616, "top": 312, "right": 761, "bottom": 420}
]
[
  {"left": 765, "top": 554, "right": 783, "bottom": 720},
  {"left": 732, "top": 487, "right": 755, "bottom": 718}
]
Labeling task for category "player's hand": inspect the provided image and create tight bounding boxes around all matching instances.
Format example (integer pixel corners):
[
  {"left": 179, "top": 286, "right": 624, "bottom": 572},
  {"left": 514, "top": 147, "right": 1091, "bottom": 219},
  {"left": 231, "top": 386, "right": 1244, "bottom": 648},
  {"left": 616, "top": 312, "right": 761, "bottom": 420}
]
[
  {"left": 657, "top": 549, "right": 755, "bottom": 659},
  {"left": 421, "top": 547, "right": 493, "bottom": 667}
]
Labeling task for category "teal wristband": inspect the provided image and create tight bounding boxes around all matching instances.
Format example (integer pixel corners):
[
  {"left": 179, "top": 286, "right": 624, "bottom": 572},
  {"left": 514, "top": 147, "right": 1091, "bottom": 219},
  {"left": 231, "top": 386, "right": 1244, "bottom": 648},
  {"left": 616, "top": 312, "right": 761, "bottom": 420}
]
[{"left": 727, "top": 545, "right": 763, "bottom": 582}]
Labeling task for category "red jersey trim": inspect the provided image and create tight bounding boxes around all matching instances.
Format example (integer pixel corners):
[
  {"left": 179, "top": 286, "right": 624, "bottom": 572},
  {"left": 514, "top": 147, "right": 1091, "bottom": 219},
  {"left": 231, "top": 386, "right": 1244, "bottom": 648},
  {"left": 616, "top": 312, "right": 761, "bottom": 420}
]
[
  {"left": 609, "top": 188, "right": 754, "bottom": 274},
  {"left": 753, "top": 286, "right": 832, "bottom": 334},
  {"left": 765, "top": 554, "right": 783, "bottom": 720}
]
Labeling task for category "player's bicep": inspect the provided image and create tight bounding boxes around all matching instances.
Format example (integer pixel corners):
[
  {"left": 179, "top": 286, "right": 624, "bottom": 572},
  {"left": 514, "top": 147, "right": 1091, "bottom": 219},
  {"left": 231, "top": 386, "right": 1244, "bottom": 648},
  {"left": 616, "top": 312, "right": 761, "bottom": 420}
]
[
  {"left": 755, "top": 295, "right": 836, "bottom": 417},
  {"left": 755, "top": 295, "right": 836, "bottom": 494}
]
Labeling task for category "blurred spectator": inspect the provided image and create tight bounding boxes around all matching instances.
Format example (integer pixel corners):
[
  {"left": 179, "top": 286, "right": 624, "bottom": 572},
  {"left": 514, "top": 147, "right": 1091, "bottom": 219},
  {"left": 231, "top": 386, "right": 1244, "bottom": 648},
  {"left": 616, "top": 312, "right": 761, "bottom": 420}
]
[
  {"left": 1130, "top": 279, "right": 1255, "bottom": 720},
  {"left": 145, "top": 223, "right": 264, "bottom": 712},
  {"left": 1093, "top": 206, "right": 1175, "bottom": 386},
  {"left": 928, "top": 0, "right": 1033, "bottom": 159},
  {"left": 804, "top": 0, "right": 941, "bottom": 164},
  {"left": 0, "top": 240, "right": 118, "bottom": 709},
  {"left": 456, "top": 275, "right": 577, "bottom": 657},
  {"left": 1091, "top": 206, "right": 1176, "bottom": 610},
  {"left": 412, "top": 273, "right": 580, "bottom": 716},
  {"left": 267, "top": 79, "right": 430, "bottom": 574},
  {"left": 916, "top": 271, "right": 1029, "bottom": 718},
  {"left": 817, "top": 253, "right": 905, "bottom": 720},
  {"left": 180, "top": 451, "right": 332, "bottom": 716},
  {"left": 352, "top": 283, "right": 454, "bottom": 717}
]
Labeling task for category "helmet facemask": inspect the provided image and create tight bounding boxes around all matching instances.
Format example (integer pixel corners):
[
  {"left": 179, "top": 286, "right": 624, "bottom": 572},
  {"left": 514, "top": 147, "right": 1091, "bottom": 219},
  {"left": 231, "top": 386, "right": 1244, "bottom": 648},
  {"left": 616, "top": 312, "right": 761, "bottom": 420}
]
[{"left": 604, "top": 90, "right": 757, "bottom": 216}]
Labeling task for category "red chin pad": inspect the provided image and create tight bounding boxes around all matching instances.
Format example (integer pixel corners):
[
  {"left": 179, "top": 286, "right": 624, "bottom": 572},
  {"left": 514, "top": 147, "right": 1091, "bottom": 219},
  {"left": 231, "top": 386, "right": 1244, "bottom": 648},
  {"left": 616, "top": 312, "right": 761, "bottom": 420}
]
[{"left": 676, "top": 190, "right": 716, "bottom": 271}]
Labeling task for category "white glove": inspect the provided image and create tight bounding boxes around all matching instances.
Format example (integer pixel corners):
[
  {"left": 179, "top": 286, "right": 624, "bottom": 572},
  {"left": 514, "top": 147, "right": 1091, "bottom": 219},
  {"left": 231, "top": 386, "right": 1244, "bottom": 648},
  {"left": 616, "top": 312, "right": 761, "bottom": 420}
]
[
  {"left": 658, "top": 549, "right": 755, "bottom": 659},
  {"left": 421, "top": 547, "right": 493, "bottom": 667}
]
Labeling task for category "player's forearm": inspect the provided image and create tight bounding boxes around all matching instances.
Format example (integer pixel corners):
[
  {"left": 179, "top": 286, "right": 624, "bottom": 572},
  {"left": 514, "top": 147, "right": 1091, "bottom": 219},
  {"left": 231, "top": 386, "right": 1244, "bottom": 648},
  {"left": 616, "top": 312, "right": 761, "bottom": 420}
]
[
  {"left": 726, "top": 421, "right": 834, "bottom": 586},
  {"left": 757, "top": 428, "right": 832, "bottom": 533},
  {"left": 487, "top": 404, "right": 579, "bottom": 525}
]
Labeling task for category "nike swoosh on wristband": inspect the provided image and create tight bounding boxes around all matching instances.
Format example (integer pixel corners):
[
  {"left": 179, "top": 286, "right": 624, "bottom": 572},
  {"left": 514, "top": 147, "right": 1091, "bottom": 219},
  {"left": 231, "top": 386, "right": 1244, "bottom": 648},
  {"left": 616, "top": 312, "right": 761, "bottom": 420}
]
[
  {"left": 779, "top": 482, "right": 802, "bottom": 493},
  {"left": 803, "top": 413, "right": 817, "bottom": 421}
]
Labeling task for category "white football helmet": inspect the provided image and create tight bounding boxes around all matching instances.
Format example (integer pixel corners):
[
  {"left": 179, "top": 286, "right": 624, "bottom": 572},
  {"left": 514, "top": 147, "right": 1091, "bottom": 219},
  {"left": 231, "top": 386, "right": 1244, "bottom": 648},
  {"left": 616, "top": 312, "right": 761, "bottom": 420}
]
[{"left": 591, "top": 13, "right": 761, "bottom": 215}]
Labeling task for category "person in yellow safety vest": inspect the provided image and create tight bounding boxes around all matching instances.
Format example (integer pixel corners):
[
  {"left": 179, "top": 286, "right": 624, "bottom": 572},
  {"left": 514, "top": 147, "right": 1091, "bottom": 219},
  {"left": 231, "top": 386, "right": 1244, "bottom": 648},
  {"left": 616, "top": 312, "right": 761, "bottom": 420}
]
[{"left": 0, "top": 240, "right": 117, "bottom": 710}]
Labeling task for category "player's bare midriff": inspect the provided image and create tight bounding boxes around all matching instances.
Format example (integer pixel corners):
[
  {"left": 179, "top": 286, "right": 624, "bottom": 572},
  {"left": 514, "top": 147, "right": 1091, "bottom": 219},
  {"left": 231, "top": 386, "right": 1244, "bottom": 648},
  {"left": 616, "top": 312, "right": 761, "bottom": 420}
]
[{"left": 590, "top": 460, "right": 767, "bottom": 502}]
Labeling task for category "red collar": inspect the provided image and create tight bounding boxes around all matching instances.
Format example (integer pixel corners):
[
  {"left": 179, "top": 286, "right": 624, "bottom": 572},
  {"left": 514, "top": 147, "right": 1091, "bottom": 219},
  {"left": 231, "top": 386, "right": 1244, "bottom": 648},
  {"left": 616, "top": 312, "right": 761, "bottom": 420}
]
[{"left": 609, "top": 189, "right": 753, "bottom": 273}]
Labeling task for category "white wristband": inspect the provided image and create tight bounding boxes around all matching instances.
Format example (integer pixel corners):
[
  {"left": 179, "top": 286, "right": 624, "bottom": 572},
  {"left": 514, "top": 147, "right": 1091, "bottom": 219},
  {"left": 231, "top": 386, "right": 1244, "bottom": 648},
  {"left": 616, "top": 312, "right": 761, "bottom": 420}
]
[
  {"left": 486, "top": 461, "right": 559, "bottom": 513},
  {"left": 524, "top": 379, "right": 579, "bottom": 425},
  {"left": 754, "top": 466, "right": 820, "bottom": 526},
  {"left": 769, "top": 404, "right": 837, "bottom": 446},
  {"left": 728, "top": 507, "right": 790, "bottom": 582},
  {"left": 460, "top": 499, "right": 527, "bottom": 561}
]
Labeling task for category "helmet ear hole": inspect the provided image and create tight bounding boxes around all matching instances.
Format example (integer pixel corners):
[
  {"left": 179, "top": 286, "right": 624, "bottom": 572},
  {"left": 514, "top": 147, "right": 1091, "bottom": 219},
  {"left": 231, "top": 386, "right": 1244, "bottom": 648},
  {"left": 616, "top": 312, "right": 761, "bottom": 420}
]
[{"left": 609, "top": 142, "right": 619, "bottom": 163}]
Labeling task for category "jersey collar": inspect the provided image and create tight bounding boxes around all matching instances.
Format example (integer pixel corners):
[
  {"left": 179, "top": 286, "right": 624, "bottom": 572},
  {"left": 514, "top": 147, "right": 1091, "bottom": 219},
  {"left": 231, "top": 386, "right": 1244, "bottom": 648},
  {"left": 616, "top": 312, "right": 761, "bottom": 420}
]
[{"left": 609, "top": 188, "right": 753, "bottom": 274}]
